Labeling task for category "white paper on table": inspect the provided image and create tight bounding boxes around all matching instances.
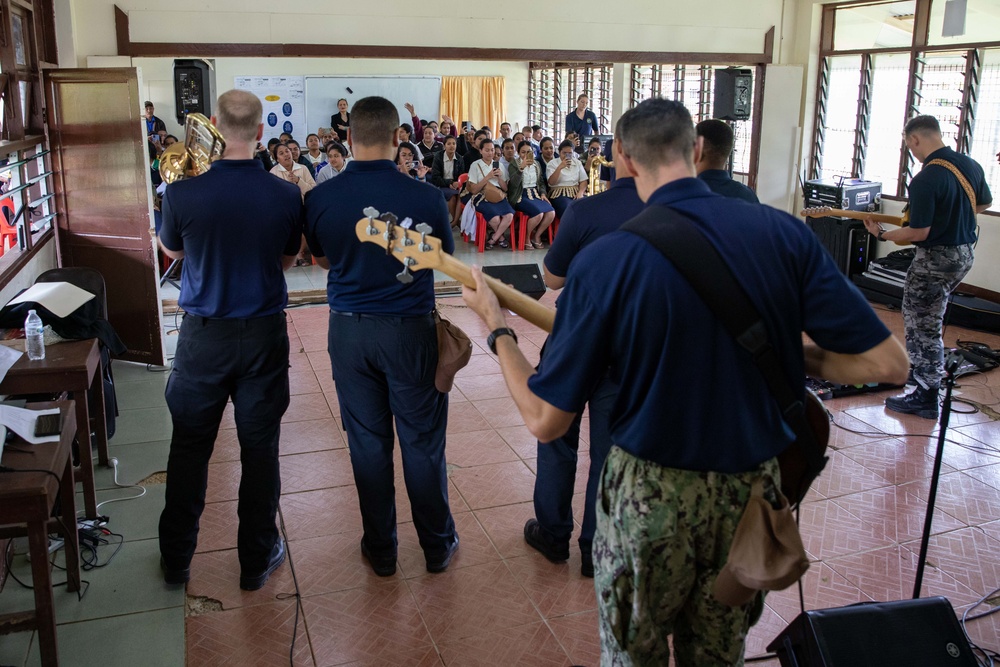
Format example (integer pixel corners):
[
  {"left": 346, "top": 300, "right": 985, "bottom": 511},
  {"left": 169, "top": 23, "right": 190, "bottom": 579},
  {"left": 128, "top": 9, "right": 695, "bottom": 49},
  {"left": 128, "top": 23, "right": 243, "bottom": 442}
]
[
  {"left": 7, "top": 282, "right": 95, "bottom": 319},
  {"left": 0, "top": 344, "right": 21, "bottom": 384},
  {"left": 0, "top": 405, "right": 61, "bottom": 444}
]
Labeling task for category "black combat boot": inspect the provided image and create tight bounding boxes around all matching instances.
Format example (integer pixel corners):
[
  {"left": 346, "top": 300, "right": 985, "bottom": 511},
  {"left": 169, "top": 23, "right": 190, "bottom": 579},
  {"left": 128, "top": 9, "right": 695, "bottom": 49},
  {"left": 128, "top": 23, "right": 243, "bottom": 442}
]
[{"left": 885, "top": 385, "right": 939, "bottom": 420}]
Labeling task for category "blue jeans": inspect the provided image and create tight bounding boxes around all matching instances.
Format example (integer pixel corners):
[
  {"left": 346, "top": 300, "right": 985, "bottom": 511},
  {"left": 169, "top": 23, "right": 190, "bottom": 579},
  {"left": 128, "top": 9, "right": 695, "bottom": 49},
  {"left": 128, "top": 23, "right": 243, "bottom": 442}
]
[
  {"left": 327, "top": 311, "right": 456, "bottom": 558},
  {"left": 159, "top": 312, "right": 289, "bottom": 574},
  {"left": 534, "top": 373, "right": 618, "bottom": 553}
]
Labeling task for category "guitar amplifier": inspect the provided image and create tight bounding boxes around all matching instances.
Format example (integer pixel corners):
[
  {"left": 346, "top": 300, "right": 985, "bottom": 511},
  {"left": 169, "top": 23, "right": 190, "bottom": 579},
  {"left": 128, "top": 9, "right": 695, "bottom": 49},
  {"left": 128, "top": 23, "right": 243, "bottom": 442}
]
[
  {"left": 804, "top": 179, "right": 882, "bottom": 213},
  {"left": 805, "top": 216, "right": 871, "bottom": 279},
  {"left": 767, "top": 597, "right": 978, "bottom": 667}
]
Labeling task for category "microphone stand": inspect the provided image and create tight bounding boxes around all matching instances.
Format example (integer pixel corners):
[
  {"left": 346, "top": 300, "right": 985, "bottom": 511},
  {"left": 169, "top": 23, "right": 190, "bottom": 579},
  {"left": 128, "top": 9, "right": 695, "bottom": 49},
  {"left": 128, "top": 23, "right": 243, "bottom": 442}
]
[{"left": 912, "top": 352, "right": 963, "bottom": 599}]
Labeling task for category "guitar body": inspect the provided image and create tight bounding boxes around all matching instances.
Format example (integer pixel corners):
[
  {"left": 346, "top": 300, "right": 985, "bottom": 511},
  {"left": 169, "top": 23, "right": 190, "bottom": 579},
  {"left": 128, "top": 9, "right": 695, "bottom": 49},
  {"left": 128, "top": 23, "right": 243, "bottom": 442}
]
[{"left": 777, "top": 390, "right": 830, "bottom": 506}]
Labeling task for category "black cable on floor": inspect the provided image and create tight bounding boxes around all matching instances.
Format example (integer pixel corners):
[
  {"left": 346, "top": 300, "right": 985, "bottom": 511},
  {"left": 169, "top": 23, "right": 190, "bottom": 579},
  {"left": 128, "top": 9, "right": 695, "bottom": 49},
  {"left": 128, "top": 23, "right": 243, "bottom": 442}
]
[{"left": 274, "top": 506, "right": 304, "bottom": 667}]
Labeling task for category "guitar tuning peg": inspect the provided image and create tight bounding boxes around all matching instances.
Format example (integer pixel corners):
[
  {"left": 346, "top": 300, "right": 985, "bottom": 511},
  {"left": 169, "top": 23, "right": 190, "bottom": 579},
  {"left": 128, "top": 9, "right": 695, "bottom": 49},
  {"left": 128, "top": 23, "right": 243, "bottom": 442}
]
[
  {"left": 363, "top": 206, "right": 380, "bottom": 219},
  {"left": 415, "top": 223, "right": 432, "bottom": 234},
  {"left": 382, "top": 212, "right": 398, "bottom": 225},
  {"left": 396, "top": 267, "right": 413, "bottom": 284}
]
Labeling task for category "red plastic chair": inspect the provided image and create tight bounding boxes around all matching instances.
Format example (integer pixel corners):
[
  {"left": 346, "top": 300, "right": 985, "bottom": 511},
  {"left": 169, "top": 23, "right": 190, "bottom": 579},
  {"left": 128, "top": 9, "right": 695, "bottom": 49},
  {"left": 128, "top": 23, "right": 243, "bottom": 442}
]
[{"left": 0, "top": 197, "right": 17, "bottom": 255}]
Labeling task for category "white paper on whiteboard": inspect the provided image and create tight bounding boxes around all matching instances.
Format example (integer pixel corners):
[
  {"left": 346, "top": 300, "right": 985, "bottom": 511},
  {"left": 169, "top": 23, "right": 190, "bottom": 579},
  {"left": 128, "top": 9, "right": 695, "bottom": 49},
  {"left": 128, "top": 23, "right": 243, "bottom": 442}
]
[{"left": 7, "top": 282, "right": 95, "bottom": 318}]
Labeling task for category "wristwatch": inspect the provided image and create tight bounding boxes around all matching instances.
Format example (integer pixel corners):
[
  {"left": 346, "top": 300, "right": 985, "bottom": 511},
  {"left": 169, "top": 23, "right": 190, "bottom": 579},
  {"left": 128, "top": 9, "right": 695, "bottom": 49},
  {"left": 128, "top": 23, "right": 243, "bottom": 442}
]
[
  {"left": 877, "top": 228, "right": 886, "bottom": 242},
  {"left": 487, "top": 327, "right": 518, "bottom": 354}
]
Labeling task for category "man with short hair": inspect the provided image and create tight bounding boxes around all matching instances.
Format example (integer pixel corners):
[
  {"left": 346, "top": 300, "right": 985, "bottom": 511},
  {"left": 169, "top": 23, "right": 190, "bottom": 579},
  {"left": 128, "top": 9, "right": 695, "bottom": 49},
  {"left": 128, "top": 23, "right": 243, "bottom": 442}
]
[
  {"left": 158, "top": 89, "right": 302, "bottom": 591},
  {"left": 462, "top": 98, "right": 908, "bottom": 665},
  {"left": 305, "top": 96, "right": 459, "bottom": 578},
  {"left": 695, "top": 119, "right": 759, "bottom": 204},
  {"left": 864, "top": 114, "right": 992, "bottom": 419},
  {"left": 499, "top": 122, "right": 513, "bottom": 141},
  {"left": 525, "top": 124, "right": 643, "bottom": 578},
  {"left": 315, "top": 142, "right": 349, "bottom": 184},
  {"left": 144, "top": 100, "right": 166, "bottom": 136}
]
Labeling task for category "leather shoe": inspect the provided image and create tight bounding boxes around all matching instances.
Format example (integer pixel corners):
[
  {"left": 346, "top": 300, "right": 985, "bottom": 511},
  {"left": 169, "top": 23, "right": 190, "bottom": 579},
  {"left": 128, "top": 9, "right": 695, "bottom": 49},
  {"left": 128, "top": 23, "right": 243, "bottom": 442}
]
[
  {"left": 160, "top": 557, "right": 190, "bottom": 586},
  {"left": 361, "top": 539, "right": 397, "bottom": 577},
  {"left": 523, "top": 519, "right": 569, "bottom": 563},
  {"left": 426, "top": 536, "right": 460, "bottom": 573},
  {"left": 581, "top": 550, "right": 594, "bottom": 578},
  {"left": 240, "top": 538, "right": 286, "bottom": 591}
]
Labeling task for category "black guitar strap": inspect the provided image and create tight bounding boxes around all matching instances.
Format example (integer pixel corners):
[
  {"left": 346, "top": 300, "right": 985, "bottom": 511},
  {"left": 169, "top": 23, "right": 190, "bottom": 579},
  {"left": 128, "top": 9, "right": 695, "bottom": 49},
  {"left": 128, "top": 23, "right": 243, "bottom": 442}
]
[{"left": 620, "top": 205, "right": 823, "bottom": 494}]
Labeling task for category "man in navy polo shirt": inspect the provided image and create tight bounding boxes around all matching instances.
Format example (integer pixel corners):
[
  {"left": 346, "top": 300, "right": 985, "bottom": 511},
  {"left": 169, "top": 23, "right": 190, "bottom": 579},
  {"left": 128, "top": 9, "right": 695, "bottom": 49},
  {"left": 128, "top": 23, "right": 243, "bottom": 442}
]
[
  {"left": 463, "top": 98, "right": 908, "bottom": 665},
  {"left": 525, "top": 125, "right": 643, "bottom": 578},
  {"left": 695, "top": 119, "right": 759, "bottom": 204},
  {"left": 865, "top": 115, "right": 992, "bottom": 420},
  {"left": 305, "top": 96, "right": 459, "bottom": 577},
  {"left": 158, "top": 89, "right": 303, "bottom": 591}
]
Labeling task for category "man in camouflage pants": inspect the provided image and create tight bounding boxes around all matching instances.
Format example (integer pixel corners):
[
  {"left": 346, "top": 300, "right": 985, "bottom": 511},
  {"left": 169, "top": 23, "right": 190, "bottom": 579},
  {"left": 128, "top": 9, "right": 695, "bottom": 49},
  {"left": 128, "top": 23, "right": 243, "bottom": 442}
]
[
  {"left": 462, "top": 98, "right": 908, "bottom": 665},
  {"left": 865, "top": 115, "right": 992, "bottom": 420}
]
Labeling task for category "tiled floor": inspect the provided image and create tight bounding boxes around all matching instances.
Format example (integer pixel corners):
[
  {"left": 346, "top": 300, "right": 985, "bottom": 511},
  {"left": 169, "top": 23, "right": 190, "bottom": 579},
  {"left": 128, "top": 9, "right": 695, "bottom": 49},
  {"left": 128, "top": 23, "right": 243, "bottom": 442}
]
[{"left": 3, "top": 235, "right": 1000, "bottom": 666}]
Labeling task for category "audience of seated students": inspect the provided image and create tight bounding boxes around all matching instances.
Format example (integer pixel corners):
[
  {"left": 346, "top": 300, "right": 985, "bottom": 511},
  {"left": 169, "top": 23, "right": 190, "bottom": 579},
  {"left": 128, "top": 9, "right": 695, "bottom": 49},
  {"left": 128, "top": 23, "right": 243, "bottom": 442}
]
[
  {"left": 279, "top": 131, "right": 294, "bottom": 144},
  {"left": 513, "top": 132, "right": 525, "bottom": 147},
  {"left": 396, "top": 142, "right": 431, "bottom": 181},
  {"left": 397, "top": 123, "right": 424, "bottom": 163},
  {"left": 331, "top": 98, "right": 350, "bottom": 143},
  {"left": 499, "top": 139, "right": 516, "bottom": 180},
  {"left": 254, "top": 139, "right": 275, "bottom": 171},
  {"left": 499, "top": 122, "right": 513, "bottom": 142},
  {"left": 267, "top": 137, "right": 281, "bottom": 162},
  {"left": 565, "top": 93, "right": 600, "bottom": 138},
  {"left": 304, "top": 133, "right": 324, "bottom": 171},
  {"left": 270, "top": 143, "right": 315, "bottom": 265},
  {"left": 565, "top": 131, "right": 582, "bottom": 150},
  {"left": 521, "top": 125, "right": 533, "bottom": 140},
  {"left": 546, "top": 139, "right": 588, "bottom": 218},
  {"left": 466, "top": 138, "right": 515, "bottom": 249},
  {"left": 417, "top": 126, "right": 444, "bottom": 167},
  {"left": 164, "top": 135, "right": 179, "bottom": 147},
  {"left": 315, "top": 142, "right": 349, "bottom": 184},
  {"left": 694, "top": 118, "right": 760, "bottom": 203},
  {"left": 583, "top": 137, "right": 603, "bottom": 178},
  {"left": 461, "top": 129, "right": 488, "bottom": 171},
  {"left": 507, "top": 140, "right": 556, "bottom": 249},
  {"left": 538, "top": 137, "right": 556, "bottom": 179},
  {"left": 431, "top": 135, "right": 465, "bottom": 226},
  {"left": 286, "top": 140, "right": 314, "bottom": 171},
  {"left": 438, "top": 118, "right": 457, "bottom": 142}
]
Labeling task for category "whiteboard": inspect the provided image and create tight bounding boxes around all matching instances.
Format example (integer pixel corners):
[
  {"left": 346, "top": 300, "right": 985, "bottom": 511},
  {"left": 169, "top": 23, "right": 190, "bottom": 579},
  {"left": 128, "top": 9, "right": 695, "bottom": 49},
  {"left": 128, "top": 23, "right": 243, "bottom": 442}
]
[{"left": 304, "top": 76, "right": 442, "bottom": 136}]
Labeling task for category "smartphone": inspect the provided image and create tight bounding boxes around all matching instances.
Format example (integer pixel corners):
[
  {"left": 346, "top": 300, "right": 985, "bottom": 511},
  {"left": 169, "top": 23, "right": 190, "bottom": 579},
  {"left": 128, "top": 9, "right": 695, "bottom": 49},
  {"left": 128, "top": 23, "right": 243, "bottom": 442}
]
[
  {"left": 492, "top": 160, "right": 499, "bottom": 170},
  {"left": 462, "top": 121, "right": 470, "bottom": 130},
  {"left": 151, "top": 134, "right": 160, "bottom": 143},
  {"left": 410, "top": 161, "right": 419, "bottom": 169}
]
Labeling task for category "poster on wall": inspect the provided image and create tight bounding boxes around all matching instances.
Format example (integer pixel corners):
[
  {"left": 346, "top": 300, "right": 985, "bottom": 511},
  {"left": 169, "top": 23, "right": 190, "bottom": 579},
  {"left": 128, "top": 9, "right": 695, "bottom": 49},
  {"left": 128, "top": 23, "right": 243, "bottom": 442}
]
[{"left": 234, "top": 76, "right": 306, "bottom": 144}]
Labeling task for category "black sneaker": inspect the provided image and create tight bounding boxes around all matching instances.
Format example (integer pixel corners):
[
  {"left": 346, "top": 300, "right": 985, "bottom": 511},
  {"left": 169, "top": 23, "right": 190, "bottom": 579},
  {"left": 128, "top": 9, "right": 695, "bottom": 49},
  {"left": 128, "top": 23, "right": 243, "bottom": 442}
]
[
  {"left": 523, "top": 519, "right": 570, "bottom": 563},
  {"left": 361, "top": 539, "right": 397, "bottom": 577},
  {"left": 240, "top": 538, "right": 286, "bottom": 591},
  {"left": 160, "top": 557, "right": 190, "bottom": 586},
  {"left": 885, "top": 386, "right": 939, "bottom": 420},
  {"left": 426, "top": 536, "right": 460, "bottom": 573},
  {"left": 581, "top": 550, "right": 594, "bottom": 578}
]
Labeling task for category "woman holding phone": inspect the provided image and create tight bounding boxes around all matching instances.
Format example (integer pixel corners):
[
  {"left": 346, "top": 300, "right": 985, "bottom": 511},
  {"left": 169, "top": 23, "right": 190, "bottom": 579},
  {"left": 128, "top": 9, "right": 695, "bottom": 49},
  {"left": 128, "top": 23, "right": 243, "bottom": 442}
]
[
  {"left": 395, "top": 142, "right": 431, "bottom": 181},
  {"left": 467, "top": 139, "right": 515, "bottom": 249},
  {"left": 546, "top": 139, "right": 588, "bottom": 219},
  {"left": 507, "top": 140, "right": 555, "bottom": 249}
]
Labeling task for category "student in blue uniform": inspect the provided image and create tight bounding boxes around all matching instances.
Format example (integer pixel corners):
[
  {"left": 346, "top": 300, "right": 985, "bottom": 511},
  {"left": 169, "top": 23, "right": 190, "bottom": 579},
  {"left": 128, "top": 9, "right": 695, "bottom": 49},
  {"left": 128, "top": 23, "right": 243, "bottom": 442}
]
[
  {"left": 461, "top": 98, "right": 908, "bottom": 666},
  {"left": 304, "top": 96, "right": 459, "bottom": 577},
  {"left": 695, "top": 119, "right": 759, "bottom": 204},
  {"left": 158, "top": 89, "right": 302, "bottom": 592},
  {"left": 524, "top": 128, "right": 644, "bottom": 578}
]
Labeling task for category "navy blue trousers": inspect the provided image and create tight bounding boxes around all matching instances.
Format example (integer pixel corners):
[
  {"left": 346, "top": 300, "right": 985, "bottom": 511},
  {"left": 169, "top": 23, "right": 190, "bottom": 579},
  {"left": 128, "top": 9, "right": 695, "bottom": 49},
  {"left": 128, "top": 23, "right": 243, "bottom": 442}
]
[
  {"left": 159, "top": 313, "right": 289, "bottom": 574},
  {"left": 327, "top": 311, "right": 456, "bottom": 559},
  {"left": 534, "top": 374, "right": 617, "bottom": 553}
]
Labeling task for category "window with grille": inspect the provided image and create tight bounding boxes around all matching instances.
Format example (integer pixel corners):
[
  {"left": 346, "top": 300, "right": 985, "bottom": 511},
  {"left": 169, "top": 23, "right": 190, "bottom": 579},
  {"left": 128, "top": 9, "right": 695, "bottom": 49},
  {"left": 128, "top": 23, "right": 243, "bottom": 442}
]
[
  {"left": 811, "top": 0, "right": 1000, "bottom": 211},
  {"left": 528, "top": 64, "right": 614, "bottom": 141}
]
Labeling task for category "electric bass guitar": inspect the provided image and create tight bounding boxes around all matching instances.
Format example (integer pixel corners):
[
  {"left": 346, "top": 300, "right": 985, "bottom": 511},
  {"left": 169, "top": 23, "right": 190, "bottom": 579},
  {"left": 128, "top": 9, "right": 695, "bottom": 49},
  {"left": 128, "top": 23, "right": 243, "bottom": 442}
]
[
  {"left": 353, "top": 208, "right": 556, "bottom": 332},
  {"left": 800, "top": 206, "right": 910, "bottom": 246}
]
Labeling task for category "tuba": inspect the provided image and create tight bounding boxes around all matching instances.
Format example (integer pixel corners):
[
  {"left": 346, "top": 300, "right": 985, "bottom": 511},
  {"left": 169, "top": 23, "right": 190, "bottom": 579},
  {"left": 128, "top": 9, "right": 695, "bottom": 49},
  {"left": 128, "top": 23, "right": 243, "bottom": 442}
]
[
  {"left": 159, "top": 113, "right": 226, "bottom": 183},
  {"left": 588, "top": 153, "right": 613, "bottom": 195}
]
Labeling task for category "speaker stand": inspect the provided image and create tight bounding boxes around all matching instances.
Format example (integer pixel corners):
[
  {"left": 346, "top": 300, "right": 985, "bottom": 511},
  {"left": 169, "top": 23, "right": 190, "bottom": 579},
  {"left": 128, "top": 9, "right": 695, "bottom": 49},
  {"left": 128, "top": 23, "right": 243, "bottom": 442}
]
[{"left": 912, "top": 353, "right": 962, "bottom": 599}]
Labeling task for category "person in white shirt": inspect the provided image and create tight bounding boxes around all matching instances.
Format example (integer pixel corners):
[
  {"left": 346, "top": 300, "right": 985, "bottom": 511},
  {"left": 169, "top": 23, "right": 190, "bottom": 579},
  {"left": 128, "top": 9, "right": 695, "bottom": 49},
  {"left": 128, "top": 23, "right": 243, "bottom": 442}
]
[
  {"left": 315, "top": 142, "right": 349, "bottom": 184},
  {"left": 303, "top": 133, "right": 324, "bottom": 171},
  {"left": 546, "top": 139, "right": 588, "bottom": 219},
  {"left": 507, "top": 140, "right": 556, "bottom": 249},
  {"left": 269, "top": 143, "right": 315, "bottom": 264},
  {"left": 467, "top": 139, "right": 515, "bottom": 250},
  {"left": 498, "top": 139, "right": 516, "bottom": 180}
]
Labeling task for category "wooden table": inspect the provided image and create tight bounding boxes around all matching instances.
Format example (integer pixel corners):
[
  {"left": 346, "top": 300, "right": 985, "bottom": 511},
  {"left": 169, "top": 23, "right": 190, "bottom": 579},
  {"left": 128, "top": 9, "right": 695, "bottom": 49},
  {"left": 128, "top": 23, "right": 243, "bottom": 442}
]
[
  {"left": 0, "top": 401, "right": 79, "bottom": 667},
  {"left": 0, "top": 338, "right": 108, "bottom": 519}
]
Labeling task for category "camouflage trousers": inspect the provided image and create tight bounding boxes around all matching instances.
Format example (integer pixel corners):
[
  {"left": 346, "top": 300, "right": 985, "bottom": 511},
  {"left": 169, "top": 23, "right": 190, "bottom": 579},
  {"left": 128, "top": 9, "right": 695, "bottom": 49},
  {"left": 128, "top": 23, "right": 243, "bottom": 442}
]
[
  {"left": 903, "top": 244, "right": 974, "bottom": 389},
  {"left": 594, "top": 445, "right": 780, "bottom": 667}
]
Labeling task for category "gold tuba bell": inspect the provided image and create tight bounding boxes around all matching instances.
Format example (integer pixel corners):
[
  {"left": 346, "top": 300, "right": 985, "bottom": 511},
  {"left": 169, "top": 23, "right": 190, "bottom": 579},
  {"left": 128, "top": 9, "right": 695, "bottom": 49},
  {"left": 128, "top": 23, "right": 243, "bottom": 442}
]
[
  {"left": 159, "top": 113, "right": 226, "bottom": 183},
  {"left": 588, "top": 153, "right": 613, "bottom": 195}
]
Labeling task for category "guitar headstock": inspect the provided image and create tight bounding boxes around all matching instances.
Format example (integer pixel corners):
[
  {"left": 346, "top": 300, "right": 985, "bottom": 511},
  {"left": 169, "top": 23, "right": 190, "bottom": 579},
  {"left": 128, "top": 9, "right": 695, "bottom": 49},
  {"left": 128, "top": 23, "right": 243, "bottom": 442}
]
[
  {"left": 800, "top": 206, "right": 834, "bottom": 218},
  {"left": 355, "top": 208, "right": 447, "bottom": 284}
]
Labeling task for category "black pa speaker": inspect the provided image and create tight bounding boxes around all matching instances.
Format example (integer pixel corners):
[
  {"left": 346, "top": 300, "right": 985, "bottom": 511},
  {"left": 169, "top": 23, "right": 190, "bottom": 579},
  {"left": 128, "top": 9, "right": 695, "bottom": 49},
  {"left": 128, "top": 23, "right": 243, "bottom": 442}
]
[
  {"left": 173, "top": 59, "right": 215, "bottom": 125},
  {"left": 482, "top": 264, "right": 546, "bottom": 301},
  {"left": 767, "top": 597, "right": 978, "bottom": 666},
  {"left": 713, "top": 68, "right": 753, "bottom": 121}
]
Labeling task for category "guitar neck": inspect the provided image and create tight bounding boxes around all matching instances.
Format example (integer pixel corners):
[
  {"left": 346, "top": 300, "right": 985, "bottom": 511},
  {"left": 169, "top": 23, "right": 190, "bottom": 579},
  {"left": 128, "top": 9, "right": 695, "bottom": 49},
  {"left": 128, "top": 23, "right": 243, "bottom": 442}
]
[
  {"left": 437, "top": 254, "right": 556, "bottom": 332},
  {"left": 813, "top": 209, "right": 904, "bottom": 226}
]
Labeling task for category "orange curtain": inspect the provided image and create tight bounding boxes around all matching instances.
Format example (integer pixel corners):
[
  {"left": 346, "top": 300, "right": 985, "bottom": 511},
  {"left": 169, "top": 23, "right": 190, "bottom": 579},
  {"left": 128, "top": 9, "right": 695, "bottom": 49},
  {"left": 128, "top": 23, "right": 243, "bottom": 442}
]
[{"left": 439, "top": 76, "right": 506, "bottom": 137}]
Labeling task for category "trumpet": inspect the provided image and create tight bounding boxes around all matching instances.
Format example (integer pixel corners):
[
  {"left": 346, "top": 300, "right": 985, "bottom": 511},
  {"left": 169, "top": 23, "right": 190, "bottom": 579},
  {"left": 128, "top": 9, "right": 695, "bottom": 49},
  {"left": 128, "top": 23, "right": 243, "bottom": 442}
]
[
  {"left": 588, "top": 153, "right": 612, "bottom": 195},
  {"left": 159, "top": 113, "right": 226, "bottom": 183}
]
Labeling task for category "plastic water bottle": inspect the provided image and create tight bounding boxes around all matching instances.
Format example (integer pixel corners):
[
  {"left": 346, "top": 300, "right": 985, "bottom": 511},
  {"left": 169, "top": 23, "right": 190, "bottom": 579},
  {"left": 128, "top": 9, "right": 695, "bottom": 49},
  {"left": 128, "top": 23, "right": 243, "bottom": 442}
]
[{"left": 25, "top": 309, "right": 44, "bottom": 361}]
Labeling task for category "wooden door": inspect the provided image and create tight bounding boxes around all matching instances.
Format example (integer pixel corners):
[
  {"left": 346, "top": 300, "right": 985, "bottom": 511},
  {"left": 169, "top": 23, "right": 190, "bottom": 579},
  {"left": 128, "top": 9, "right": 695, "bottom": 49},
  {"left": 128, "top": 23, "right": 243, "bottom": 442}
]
[{"left": 44, "top": 68, "right": 165, "bottom": 365}]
